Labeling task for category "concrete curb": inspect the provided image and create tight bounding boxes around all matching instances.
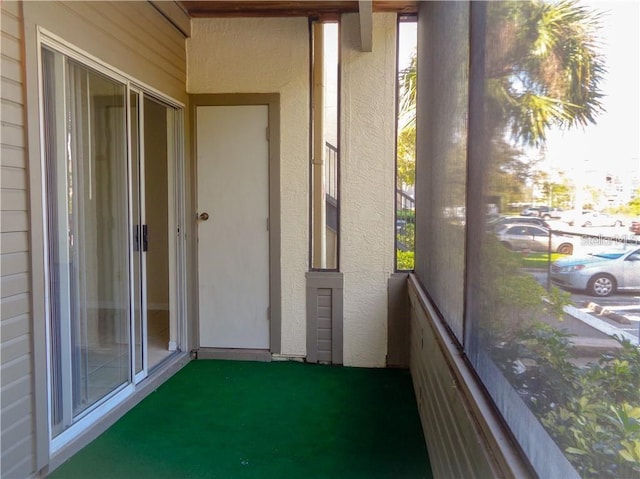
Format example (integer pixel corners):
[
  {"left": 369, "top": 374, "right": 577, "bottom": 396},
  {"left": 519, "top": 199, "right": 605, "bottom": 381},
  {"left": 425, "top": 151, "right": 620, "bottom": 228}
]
[
  {"left": 583, "top": 301, "right": 632, "bottom": 325},
  {"left": 570, "top": 336, "right": 623, "bottom": 355},
  {"left": 564, "top": 304, "right": 638, "bottom": 345}
]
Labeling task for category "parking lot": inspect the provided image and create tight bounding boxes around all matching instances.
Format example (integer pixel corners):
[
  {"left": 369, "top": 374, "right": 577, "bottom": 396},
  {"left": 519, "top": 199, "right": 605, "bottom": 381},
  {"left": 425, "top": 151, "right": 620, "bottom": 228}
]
[{"left": 497, "top": 218, "right": 640, "bottom": 345}]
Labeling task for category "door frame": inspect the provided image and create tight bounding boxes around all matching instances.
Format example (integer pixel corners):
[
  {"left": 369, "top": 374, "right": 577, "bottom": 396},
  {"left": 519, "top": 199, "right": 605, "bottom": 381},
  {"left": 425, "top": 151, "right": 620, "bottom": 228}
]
[{"left": 191, "top": 94, "right": 282, "bottom": 356}]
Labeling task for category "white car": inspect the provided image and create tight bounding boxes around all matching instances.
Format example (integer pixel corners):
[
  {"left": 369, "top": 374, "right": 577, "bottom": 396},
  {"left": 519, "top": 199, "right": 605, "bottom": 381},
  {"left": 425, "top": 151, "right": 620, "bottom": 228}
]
[
  {"left": 551, "top": 247, "right": 640, "bottom": 296},
  {"left": 496, "top": 224, "right": 575, "bottom": 254},
  {"left": 575, "top": 212, "right": 625, "bottom": 228}
]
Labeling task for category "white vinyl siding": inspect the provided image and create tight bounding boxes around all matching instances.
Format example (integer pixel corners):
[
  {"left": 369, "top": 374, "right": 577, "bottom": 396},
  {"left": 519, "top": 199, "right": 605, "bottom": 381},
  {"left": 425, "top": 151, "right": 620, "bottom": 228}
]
[
  {"left": 23, "top": 1, "right": 187, "bottom": 102},
  {"left": 1, "top": 1, "right": 190, "bottom": 476},
  {"left": 1, "top": 1, "right": 37, "bottom": 478}
]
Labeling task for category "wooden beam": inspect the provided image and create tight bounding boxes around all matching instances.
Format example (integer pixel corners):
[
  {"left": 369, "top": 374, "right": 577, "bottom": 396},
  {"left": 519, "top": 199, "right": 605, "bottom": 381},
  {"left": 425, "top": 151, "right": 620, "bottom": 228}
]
[
  {"left": 182, "top": 1, "right": 357, "bottom": 18},
  {"left": 358, "top": 0, "right": 373, "bottom": 52},
  {"left": 180, "top": 1, "right": 417, "bottom": 18}
]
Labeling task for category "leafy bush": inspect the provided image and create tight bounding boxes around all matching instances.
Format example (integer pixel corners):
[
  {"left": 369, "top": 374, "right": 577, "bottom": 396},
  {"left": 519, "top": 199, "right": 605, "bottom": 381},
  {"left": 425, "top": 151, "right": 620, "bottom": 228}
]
[
  {"left": 539, "top": 339, "right": 640, "bottom": 478},
  {"left": 481, "top": 233, "right": 640, "bottom": 477},
  {"left": 397, "top": 209, "right": 416, "bottom": 223},
  {"left": 396, "top": 222, "right": 415, "bottom": 270},
  {"left": 396, "top": 250, "right": 414, "bottom": 271},
  {"left": 478, "top": 234, "right": 569, "bottom": 340}
]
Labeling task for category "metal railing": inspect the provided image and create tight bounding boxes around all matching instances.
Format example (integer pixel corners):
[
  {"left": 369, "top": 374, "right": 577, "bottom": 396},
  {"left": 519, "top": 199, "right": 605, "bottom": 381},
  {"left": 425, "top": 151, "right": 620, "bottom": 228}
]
[
  {"left": 325, "top": 142, "right": 338, "bottom": 202},
  {"left": 396, "top": 189, "right": 415, "bottom": 221}
]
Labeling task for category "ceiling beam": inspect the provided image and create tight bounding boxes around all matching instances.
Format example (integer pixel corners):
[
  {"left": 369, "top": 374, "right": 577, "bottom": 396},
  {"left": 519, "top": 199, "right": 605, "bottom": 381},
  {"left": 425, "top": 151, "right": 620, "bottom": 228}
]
[
  {"left": 358, "top": 1, "right": 373, "bottom": 52},
  {"left": 180, "top": 1, "right": 417, "bottom": 18}
]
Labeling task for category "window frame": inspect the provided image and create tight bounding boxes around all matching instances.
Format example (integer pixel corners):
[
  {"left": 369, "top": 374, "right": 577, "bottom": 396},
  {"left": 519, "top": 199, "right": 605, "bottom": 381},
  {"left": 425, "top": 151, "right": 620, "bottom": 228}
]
[
  {"left": 394, "top": 14, "right": 417, "bottom": 272},
  {"left": 308, "top": 18, "right": 342, "bottom": 272}
]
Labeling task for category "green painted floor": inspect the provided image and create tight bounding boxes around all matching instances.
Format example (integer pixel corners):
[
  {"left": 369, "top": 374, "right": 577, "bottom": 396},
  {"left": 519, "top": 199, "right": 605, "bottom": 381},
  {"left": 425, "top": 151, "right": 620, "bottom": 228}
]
[{"left": 50, "top": 360, "right": 432, "bottom": 479}]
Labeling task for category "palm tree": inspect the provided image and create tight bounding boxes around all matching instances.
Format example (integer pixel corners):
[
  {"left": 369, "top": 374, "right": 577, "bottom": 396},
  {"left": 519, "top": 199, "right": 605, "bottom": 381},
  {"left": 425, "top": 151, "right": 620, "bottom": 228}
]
[
  {"left": 399, "top": 0, "right": 605, "bottom": 148},
  {"left": 398, "top": 54, "right": 417, "bottom": 133}
]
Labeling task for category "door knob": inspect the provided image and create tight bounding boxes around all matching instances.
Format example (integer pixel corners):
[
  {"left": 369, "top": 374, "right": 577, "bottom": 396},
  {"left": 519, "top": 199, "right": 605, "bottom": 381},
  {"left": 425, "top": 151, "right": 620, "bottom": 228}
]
[{"left": 199, "top": 212, "right": 209, "bottom": 221}]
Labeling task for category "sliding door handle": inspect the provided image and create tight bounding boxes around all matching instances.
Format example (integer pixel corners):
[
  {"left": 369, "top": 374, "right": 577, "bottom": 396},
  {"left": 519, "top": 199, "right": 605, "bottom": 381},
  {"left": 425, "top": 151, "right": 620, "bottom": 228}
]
[{"left": 142, "top": 225, "right": 148, "bottom": 252}]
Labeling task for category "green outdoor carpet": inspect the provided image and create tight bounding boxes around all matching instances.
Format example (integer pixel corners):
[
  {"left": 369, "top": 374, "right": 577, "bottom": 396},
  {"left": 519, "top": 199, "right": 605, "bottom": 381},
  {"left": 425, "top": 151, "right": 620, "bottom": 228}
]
[{"left": 50, "top": 360, "right": 432, "bottom": 479}]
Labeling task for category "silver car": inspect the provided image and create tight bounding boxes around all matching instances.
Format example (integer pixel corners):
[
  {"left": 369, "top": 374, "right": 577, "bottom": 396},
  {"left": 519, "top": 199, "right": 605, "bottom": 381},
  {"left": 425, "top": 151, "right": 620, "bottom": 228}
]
[
  {"left": 496, "top": 224, "right": 575, "bottom": 254},
  {"left": 551, "top": 247, "right": 640, "bottom": 296}
]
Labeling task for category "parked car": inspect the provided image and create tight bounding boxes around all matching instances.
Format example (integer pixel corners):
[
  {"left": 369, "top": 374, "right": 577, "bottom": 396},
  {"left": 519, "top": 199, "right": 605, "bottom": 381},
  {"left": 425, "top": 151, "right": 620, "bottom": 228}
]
[
  {"left": 630, "top": 220, "right": 640, "bottom": 235},
  {"left": 496, "top": 224, "right": 575, "bottom": 254},
  {"left": 573, "top": 211, "right": 625, "bottom": 227},
  {"left": 551, "top": 247, "right": 640, "bottom": 296},
  {"left": 561, "top": 209, "right": 588, "bottom": 225},
  {"left": 521, "top": 206, "right": 563, "bottom": 219},
  {"left": 488, "top": 216, "right": 550, "bottom": 232}
]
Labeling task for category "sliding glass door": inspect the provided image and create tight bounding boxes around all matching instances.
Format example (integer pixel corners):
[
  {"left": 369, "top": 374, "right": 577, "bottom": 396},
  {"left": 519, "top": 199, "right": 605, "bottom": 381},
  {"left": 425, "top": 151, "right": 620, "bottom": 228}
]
[{"left": 42, "top": 44, "right": 182, "bottom": 441}]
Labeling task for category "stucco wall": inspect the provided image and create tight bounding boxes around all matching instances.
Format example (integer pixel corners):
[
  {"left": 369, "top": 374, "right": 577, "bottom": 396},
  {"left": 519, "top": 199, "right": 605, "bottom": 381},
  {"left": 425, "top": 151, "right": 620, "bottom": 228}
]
[
  {"left": 187, "top": 18, "right": 310, "bottom": 356},
  {"left": 340, "top": 13, "right": 397, "bottom": 367}
]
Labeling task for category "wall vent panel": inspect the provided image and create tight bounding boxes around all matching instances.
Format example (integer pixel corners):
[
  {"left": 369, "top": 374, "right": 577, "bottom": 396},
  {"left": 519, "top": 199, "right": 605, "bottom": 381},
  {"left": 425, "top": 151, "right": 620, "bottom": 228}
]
[{"left": 306, "top": 272, "right": 343, "bottom": 364}]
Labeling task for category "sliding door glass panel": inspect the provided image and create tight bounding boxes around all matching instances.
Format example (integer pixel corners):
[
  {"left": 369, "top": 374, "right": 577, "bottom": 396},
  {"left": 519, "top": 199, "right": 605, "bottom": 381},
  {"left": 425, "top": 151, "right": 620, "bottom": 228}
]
[
  {"left": 43, "top": 47, "right": 72, "bottom": 436},
  {"left": 143, "top": 97, "right": 172, "bottom": 369},
  {"left": 67, "top": 59, "right": 130, "bottom": 417},
  {"left": 44, "top": 47, "right": 131, "bottom": 434}
]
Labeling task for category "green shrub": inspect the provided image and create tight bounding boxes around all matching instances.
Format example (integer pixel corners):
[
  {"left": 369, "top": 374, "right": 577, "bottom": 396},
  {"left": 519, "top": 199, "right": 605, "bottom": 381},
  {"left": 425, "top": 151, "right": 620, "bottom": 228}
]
[{"left": 396, "top": 250, "right": 414, "bottom": 271}]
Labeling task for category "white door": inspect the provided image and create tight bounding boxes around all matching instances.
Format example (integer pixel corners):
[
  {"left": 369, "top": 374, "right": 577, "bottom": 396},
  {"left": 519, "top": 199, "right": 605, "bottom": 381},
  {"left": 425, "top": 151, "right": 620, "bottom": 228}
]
[{"left": 197, "top": 105, "right": 270, "bottom": 349}]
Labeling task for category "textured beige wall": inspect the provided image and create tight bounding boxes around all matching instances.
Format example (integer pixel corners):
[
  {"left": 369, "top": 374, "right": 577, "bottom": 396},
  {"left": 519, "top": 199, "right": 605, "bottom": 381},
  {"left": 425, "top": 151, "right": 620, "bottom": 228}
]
[
  {"left": 187, "top": 18, "right": 310, "bottom": 356},
  {"left": 340, "top": 13, "right": 397, "bottom": 367}
]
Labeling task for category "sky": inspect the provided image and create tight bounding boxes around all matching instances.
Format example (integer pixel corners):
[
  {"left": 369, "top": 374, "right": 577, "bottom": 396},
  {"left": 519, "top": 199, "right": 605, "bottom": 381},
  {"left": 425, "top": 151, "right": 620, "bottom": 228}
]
[
  {"left": 398, "top": 21, "right": 417, "bottom": 72},
  {"left": 543, "top": 1, "right": 640, "bottom": 183}
]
